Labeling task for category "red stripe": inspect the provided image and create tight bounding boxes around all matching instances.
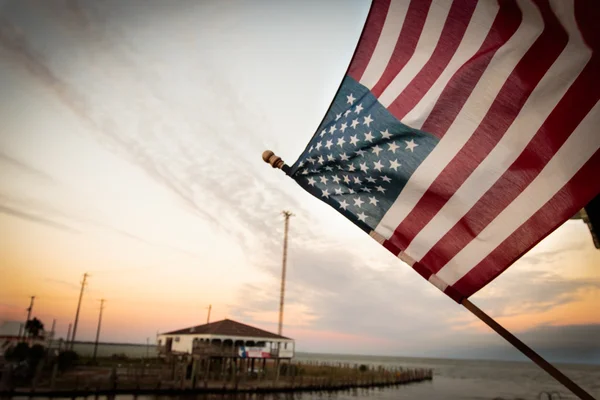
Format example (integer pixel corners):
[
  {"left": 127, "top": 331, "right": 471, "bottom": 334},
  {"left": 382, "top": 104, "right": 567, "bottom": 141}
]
[
  {"left": 452, "top": 152, "right": 600, "bottom": 299},
  {"left": 385, "top": 0, "right": 478, "bottom": 119},
  {"left": 420, "top": 0, "right": 522, "bottom": 137},
  {"left": 420, "top": 55, "right": 600, "bottom": 273},
  {"left": 370, "top": 0, "right": 432, "bottom": 97},
  {"left": 386, "top": 0, "right": 566, "bottom": 254},
  {"left": 348, "top": 0, "right": 391, "bottom": 82}
]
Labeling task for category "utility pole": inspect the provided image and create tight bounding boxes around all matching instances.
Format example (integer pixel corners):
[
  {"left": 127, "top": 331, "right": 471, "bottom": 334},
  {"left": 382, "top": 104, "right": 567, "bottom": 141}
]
[
  {"left": 206, "top": 304, "right": 212, "bottom": 325},
  {"left": 278, "top": 211, "right": 293, "bottom": 337},
  {"left": 23, "top": 296, "right": 35, "bottom": 340},
  {"left": 48, "top": 319, "right": 56, "bottom": 350},
  {"left": 92, "top": 299, "right": 105, "bottom": 361},
  {"left": 66, "top": 323, "right": 72, "bottom": 346},
  {"left": 70, "top": 273, "right": 89, "bottom": 350}
]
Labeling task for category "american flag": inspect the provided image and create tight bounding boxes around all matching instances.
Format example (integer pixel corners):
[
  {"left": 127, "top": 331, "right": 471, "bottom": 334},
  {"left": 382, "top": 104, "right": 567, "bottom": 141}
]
[{"left": 289, "top": 0, "right": 600, "bottom": 302}]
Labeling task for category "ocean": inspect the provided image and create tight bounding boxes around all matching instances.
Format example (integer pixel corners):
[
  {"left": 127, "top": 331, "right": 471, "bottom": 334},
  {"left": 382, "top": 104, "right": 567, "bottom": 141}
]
[{"left": 34, "top": 344, "right": 600, "bottom": 399}]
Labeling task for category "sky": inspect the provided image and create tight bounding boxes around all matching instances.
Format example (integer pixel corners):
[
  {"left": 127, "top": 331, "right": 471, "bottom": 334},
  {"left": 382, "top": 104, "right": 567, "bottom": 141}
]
[{"left": 0, "top": 0, "right": 599, "bottom": 365}]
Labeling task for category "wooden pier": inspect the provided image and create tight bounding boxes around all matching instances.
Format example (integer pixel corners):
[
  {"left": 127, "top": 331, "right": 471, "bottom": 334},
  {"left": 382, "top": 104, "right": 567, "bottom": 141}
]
[{"left": 0, "top": 359, "right": 433, "bottom": 397}]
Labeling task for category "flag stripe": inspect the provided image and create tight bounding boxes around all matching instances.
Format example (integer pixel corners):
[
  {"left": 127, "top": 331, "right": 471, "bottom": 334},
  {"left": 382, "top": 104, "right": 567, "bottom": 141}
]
[
  {"left": 401, "top": 0, "right": 501, "bottom": 129},
  {"left": 358, "top": 0, "right": 409, "bottom": 89},
  {"left": 420, "top": 25, "right": 600, "bottom": 273},
  {"left": 453, "top": 151, "right": 600, "bottom": 298},
  {"left": 348, "top": 0, "right": 391, "bottom": 83},
  {"left": 399, "top": 0, "right": 581, "bottom": 262},
  {"left": 370, "top": 0, "right": 433, "bottom": 98},
  {"left": 436, "top": 100, "right": 600, "bottom": 286},
  {"left": 419, "top": 0, "right": 524, "bottom": 135},
  {"left": 374, "top": 0, "right": 543, "bottom": 239},
  {"left": 385, "top": 0, "right": 479, "bottom": 120},
  {"left": 378, "top": 0, "right": 454, "bottom": 107}
]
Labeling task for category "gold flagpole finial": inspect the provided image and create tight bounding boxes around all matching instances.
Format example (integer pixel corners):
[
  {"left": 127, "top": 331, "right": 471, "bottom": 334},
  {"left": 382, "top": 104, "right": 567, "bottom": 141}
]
[{"left": 262, "top": 150, "right": 285, "bottom": 170}]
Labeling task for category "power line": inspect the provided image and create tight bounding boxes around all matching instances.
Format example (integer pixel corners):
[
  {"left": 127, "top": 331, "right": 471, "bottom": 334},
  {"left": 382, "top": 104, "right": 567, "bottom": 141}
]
[{"left": 70, "top": 273, "right": 88, "bottom": 350}]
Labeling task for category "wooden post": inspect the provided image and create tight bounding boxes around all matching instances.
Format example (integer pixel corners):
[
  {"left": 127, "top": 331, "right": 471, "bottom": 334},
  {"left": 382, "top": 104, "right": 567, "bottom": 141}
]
[{"left": 462, "top": 298, "right": 594, "bottom": 400}]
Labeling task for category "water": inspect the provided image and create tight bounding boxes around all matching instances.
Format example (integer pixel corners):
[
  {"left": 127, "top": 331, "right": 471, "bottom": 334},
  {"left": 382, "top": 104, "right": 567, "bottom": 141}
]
[{"left": 19, "top": 346, "right": 600, "bottom": 399}]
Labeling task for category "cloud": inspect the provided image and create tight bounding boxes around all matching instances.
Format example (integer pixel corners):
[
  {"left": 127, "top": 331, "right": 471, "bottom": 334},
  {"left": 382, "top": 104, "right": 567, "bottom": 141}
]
[
  {"left": 473, "top": 270, "right": 600, "bottom": 318},
  {"left": 0, "top": 152, "right": 58, "bottom": 183},
  {"left": 0, "top": 204, "right": 81, "bottom": 234}
]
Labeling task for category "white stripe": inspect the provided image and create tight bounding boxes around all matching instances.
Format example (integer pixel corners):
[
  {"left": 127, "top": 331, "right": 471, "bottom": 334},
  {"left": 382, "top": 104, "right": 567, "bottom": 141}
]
[
  {"left": 437, "top": 101, "right": 600, "bottom": 286},
  {"left": 359, "top": 0, "right": 410, "bottom": 89},
  {"left": 404, "top": 0, "right": 590, "bottom": 262},
  {"left": 374, "top": 0, "right": 543, "bottom": 239},
  {"left": 378, "top": 0, "right": 453, "bottom": 107},
  {"left": 401, "top": 0, "right": 500, "bottom": 129},
  {"left": 428, "top": 274, "right": 449, "bottom": 292}
]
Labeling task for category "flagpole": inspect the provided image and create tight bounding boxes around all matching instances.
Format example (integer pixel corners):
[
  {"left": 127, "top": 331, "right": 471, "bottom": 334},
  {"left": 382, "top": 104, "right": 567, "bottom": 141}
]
[
  {"left": 262, "top": 150, "right": 595, "bottom": 400},
  {"left": 461, "top": 299, "right": 594, "bottom": 400}
]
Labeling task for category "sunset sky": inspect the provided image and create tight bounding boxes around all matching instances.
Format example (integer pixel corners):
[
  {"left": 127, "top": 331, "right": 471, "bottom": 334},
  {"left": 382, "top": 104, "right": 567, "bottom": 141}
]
[{"left": 1, "top": 0, "right": 599, "bottom": 364}]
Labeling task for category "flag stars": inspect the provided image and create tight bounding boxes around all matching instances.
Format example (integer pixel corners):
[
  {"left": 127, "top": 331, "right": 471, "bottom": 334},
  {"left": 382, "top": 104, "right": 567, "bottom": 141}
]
[
  {"left": 324, "top": 166, "right": 333, "bottom": 171},
  {"left": 376, "top": 186, "right": 387, "bottom": 194},
  {"left": 332, "top": 175, "right": 341, "bottom": 184},
  {"left": 373, "top": 160, "right": 384, "bottom": 171},
  {"left": 350, "top": 119, "right": 359, "bottom": 129},
  {"left": 335, "top": 113, "right": 342, "bottom": 121},
  {"left": 325, "top": 140, "right": 333, "bottom": 150},
  {"left": 334, "top": 188, "right": 343, "bottom": 195},
  {"left": 340, "top": 153, "right": 350, "bottom": 161},
  {"left": 307, "top": 177, "right": 316, "bottom": 186},
  {"left": 343, "top": 175, "right": 351, "bottom": 184},
  {"left": 381, "top": 175, "right": 392, "bottom": 183},
  {"left": 337, "top": 137, "right": 346, "bottom": 148},
  {"left": 320, "top": 129, "right": 327, "bottom": 138},
  {"left": 347, "top": 93, "right": 356, "bottom": 104},
  {"left": 361, "top": 187, "right": 372, "bottom": 193},
  {"left": 354, "top": 103, "right": 364, "bottom": 114},
  {"left": 340, "top": 122, "right": 348, "bottom": 133},
  {"left": 354, "top": 197, "right": 364, "bottom": 208},
  {"left": 307, "top": 157, "right": 316, "bottom": 164},
  {"left": 363, "top": 115, "right": 373, "bottom": 127},
  {"left": 317, "top": 155, "right": 324, "bottom": 164},
  {"left": 321, "top": 189, "right": 330, "bottom": 198},
  {"left": 388, "top": 142, "right": 400, "bottom": 153},
  {"left": 339, "top": 199, "right": 349, "bottom": 210},
  {"left": 350, "top": 135, "right": 359, "bottom": 146},
  {"left": 344, "top": 109, "right": 351, "bottom": 117},
  {"left": 366, "top": 176, "right": 377, "bottom": 183},
  {"left": 348, "top": 164, "right": 356, "bottom": 172},
  {"left": 389, "top": 159, "right": 401, "bottom": 171},
  {"left": 371, "top": 145, "right": 383, "bottom": 156},
  {"left": 369, "top": 196, "right": 379, "bottom": 206},
  {"left": 348, "top": 188, "right": 356, "bottom": 194},
  {"left": 405, "top": 139, "right": 419, "bottom": 152},
  {"left": 353, "top": 176, "right": 362, "bottom": 185},
  {"left": 359, "top": 162, "right": 369, "bottom": 172},
  {"left": 357, "top": 212, "right": 368, "bottom": 222},
  {"left": 319, "top": 176, "right": 328, "bottom": 184},
  {"left": 381, "top": 129, "right": 392, "bottom": 140},
  {"left": 316, "top": 142, "right": 322, "bottom": 151},
  {"left": 327, "top": 153, "right": 335, "bottom": 161},
  {"left": 329, "top": 125, "right": 337, "bottom": 134},
  {"left": 356, "top": 149, "right": 366, "bottom": 157},
  {"left": 364, "top": 132, "right": 374, "bottom": 142}
]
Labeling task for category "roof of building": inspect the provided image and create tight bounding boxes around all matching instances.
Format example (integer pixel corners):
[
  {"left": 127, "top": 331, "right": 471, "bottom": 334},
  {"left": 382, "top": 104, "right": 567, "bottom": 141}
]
[
  {"left": 0, "top": 321, "right": 23, "bottom": 336},
  {"left": 161, "top": 319, "right": 291, "bottom": 340}
]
